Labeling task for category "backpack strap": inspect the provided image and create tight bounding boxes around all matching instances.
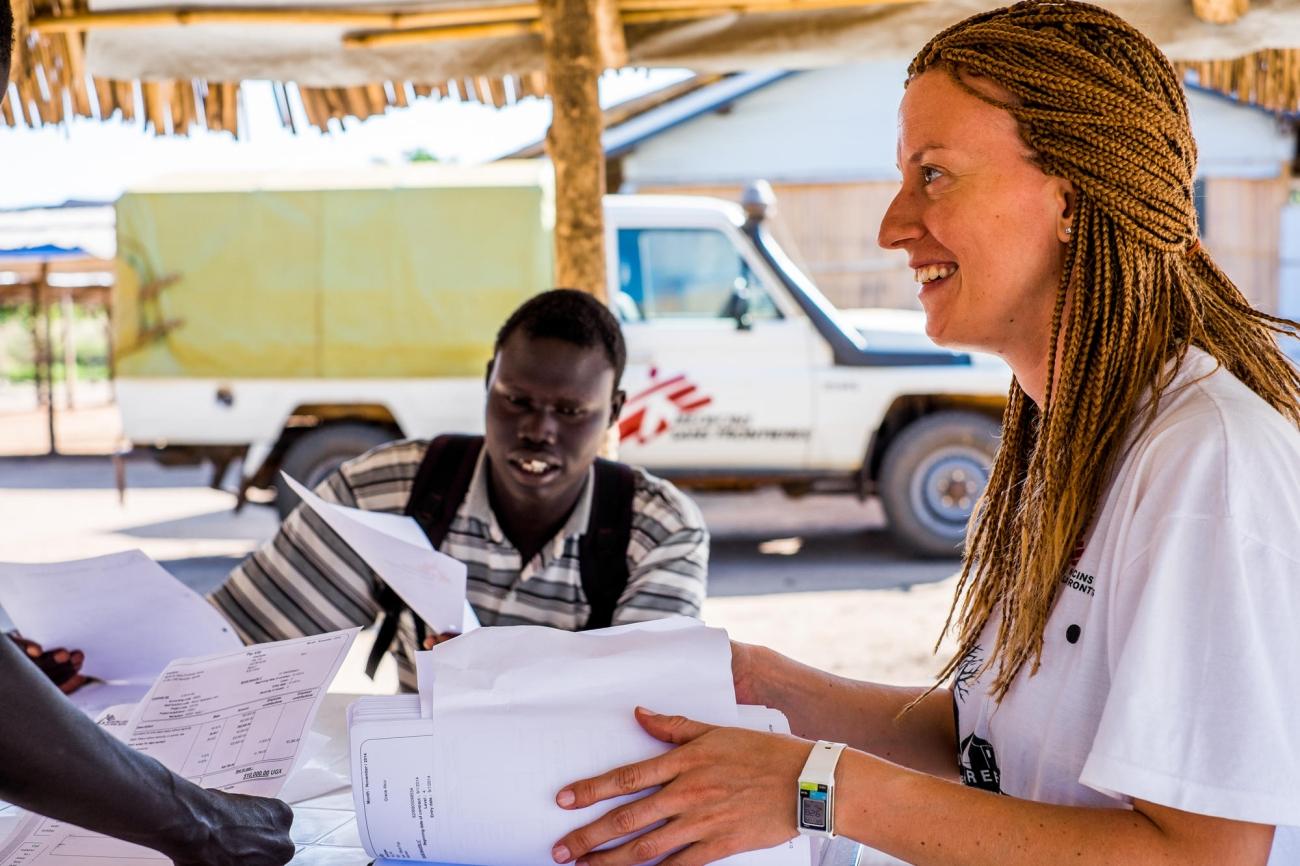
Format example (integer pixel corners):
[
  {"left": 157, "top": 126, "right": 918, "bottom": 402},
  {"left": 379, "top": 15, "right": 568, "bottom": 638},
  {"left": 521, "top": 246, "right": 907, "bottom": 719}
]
[
  {"left": 365, "top": 434, "right": 483, "bottom": 679},
  {"left": 577, "top": 459, "right": 638, "bottom": 631}
]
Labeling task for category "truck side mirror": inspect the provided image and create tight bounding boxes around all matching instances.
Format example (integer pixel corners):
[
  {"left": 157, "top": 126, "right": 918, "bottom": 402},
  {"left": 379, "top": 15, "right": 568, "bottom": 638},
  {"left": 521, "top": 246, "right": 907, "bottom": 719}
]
[{"left": 724, "top": 280, "right": 753, "bottom": 331}]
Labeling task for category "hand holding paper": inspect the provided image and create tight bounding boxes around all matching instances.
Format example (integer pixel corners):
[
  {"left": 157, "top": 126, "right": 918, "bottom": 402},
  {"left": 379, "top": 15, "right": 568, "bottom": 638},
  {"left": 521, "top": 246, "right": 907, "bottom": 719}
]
[{"left": 350, "top": 618, "right": 809, "bottom": 866}]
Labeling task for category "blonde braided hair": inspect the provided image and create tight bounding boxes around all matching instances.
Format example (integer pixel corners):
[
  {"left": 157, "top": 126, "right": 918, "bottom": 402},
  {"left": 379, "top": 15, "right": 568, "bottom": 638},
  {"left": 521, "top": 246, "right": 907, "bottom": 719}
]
[{"left": 912, "top": 0, "right": 1300, "bottom": 700}]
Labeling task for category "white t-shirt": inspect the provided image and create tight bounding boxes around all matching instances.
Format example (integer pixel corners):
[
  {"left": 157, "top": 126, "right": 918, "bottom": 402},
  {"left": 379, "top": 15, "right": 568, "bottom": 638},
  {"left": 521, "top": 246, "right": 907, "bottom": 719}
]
[{"left": 954, "top": 348, "right": 1300, "bottom": 864}]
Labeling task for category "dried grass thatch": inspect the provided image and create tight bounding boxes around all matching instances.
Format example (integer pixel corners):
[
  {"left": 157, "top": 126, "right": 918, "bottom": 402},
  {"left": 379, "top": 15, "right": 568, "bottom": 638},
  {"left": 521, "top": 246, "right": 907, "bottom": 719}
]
[
  {"left": 1, "top": 0, "right": 551, "bottom": 135},
  {"left": 6, "top": 0, "right": 1300, "bottom": 136},
  {"left": 1178, "top": 49, "right": 1300, "bottom": 116}
]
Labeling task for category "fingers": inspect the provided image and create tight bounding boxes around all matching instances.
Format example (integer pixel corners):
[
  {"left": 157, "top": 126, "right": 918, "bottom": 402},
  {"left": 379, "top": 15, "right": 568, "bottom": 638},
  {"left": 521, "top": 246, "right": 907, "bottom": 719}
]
[
  {"left": 553, "top": 793, "right": 677, "bottom": 864},
  {"left": 570, "top": 820, "right": 688, "bottom": 866},
  {"left": 558, "top": 753, "right": 676, "bottom": 812},
  {"left": 7, "top": 632, "right": 43, "bottom": 658},
  {"left": 634, "top": 708, "right": 715, "bottom": 746},
  {"left": 58, "top": 674, "right": 91, "bottom": 695},
  {"left": 423, "top": 632, "right": 461, "bottom": 650},
  {"left": 573, "top": 826, "right": 740, "bottom": 866}
]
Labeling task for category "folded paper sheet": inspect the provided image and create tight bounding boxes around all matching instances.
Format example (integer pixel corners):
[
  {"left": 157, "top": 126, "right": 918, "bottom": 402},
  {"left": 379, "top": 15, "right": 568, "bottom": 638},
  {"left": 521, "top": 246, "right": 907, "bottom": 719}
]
[{"left": 283, "top": 472, "right": 473, "bottom": 635}]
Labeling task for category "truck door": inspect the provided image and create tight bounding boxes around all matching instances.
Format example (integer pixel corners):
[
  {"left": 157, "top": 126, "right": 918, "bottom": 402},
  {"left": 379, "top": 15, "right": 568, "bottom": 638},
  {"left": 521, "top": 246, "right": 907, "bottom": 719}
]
[{"left": 612, "top": 224, "right": 818, "bottom": 471}]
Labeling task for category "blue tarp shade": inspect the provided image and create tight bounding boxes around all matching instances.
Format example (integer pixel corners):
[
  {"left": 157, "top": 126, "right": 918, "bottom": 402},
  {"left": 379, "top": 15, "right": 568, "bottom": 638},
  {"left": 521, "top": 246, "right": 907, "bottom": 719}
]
[{"left": 0, "top": 245, "right": 91, "bottom": 260}]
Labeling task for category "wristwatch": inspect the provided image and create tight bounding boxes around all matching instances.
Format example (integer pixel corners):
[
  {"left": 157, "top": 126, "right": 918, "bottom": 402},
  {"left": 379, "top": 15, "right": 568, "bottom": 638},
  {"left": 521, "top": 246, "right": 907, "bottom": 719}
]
[{"left": 797, "top": 740, "right": 846, "bottom": 838}]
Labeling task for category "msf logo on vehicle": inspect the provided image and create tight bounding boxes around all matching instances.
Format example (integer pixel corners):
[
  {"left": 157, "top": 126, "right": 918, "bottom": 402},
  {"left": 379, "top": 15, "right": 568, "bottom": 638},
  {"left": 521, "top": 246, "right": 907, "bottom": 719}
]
[{"left": 619, "top": 369, "right": 713, "bottom": 445}]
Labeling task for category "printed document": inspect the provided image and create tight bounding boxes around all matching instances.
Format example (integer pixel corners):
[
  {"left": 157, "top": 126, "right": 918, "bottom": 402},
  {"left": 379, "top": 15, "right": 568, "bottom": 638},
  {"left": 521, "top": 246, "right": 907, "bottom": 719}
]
[{"left": 0, "top": 629, "right": 358, "bottom": 866}]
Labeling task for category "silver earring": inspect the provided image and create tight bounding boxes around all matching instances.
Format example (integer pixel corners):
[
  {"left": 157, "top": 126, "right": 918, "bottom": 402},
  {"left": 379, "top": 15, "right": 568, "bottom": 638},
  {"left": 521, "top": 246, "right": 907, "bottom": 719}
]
[{"left": 1065, "top": 225, "right": 1073, "bottom": 237}]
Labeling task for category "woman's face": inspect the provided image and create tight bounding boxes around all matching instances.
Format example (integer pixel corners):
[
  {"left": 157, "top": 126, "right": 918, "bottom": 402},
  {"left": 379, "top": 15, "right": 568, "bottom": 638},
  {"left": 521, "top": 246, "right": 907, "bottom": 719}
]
[{"left": 878, "top": 69, "right": 1072, "bottom": 367}]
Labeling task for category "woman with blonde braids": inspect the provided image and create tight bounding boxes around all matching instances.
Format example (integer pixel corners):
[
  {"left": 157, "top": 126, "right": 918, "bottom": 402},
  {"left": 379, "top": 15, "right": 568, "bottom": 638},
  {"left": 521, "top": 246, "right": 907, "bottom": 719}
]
[{"left": 547, "top": 2, "right": 1300, "bottom": 865}]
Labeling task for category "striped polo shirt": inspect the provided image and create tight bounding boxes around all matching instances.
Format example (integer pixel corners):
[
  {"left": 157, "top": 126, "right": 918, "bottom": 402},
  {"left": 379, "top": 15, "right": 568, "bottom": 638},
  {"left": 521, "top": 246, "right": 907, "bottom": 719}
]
[{"left": 209, "top": 439, "right": 709, "bottom": 689}]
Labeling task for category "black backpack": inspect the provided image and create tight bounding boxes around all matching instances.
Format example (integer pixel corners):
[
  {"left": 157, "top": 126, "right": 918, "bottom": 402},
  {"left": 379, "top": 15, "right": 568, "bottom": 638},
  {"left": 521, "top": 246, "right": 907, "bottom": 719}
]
[{"left": 365, "top": 434, "right": 636, "bottom": 678}]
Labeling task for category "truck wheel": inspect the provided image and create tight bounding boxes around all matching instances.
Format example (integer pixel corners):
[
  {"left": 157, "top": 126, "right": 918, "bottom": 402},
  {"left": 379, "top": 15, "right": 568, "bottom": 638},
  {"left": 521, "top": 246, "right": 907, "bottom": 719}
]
[
  {"left": 277, "top": 423, "right": 397, "bottom": 520},
  {"left": 878, "top": 410, "right": 1001, "bottom": 559}
]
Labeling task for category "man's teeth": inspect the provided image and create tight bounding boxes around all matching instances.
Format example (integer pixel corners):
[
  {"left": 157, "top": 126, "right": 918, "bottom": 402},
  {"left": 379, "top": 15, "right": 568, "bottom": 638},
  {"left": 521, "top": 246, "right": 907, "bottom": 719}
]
[
  {"left": 520, "top": 459, "right": 551, "bottom": 474},
  {"left": 915, "top": 264, "right": 958, "bottom": 284}
]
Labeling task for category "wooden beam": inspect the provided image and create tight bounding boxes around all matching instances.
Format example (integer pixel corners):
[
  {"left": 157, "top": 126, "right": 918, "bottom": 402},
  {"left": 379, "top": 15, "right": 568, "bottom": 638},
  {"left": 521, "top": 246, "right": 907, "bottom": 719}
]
[
  {"left": 622, "top": 0, "right": 912, "bottom": 9},
  {"left": 344, "top": 0, "right": 916, "bottom": 48},
  {"left": 621, "top": 0, "right": 909, "bottom": 23},
  {"left": 30, "top": 5, "right": 543, "bottom": 33},
  {"left": 345, "top": 20, "right": 537, "bottom": 48},
  {"left": 31, "top": 0, "right": 918, "bottom": 34},
  {"left": 539, "top": 0, "right": 620, "bottom": 299},
  {"left": 1191, "top": 0, "right": 1249, "bottom": 24},
  {"left": 32, "top": 7, "right": 395, "bottom": 32}
]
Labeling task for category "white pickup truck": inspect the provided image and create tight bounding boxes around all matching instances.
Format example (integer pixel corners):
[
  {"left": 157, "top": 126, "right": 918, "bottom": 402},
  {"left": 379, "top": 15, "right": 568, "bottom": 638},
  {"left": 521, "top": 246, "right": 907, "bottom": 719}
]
[{"left": 114, "top": 169, "right": 1009, "bottom": 556}]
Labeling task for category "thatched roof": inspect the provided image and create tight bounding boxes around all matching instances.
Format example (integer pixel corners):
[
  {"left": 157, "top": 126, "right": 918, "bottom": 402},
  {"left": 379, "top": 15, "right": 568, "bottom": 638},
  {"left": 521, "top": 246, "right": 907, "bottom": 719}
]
[{"left": 7, "top": 0, "right": 1300, "bottom": 136}]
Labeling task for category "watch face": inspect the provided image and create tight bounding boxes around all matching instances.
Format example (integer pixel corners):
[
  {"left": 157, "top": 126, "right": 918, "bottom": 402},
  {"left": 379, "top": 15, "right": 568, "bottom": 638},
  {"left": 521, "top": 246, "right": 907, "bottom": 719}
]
[{"left": 799, "top": 783, "right": 829, "bottom": 831}]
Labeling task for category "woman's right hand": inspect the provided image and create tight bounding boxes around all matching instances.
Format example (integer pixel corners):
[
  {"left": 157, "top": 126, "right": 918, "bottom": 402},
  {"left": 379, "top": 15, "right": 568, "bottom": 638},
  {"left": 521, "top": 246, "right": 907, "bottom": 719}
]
[{"left": 168, "top": 790, "right": 295, "bottom": 866}]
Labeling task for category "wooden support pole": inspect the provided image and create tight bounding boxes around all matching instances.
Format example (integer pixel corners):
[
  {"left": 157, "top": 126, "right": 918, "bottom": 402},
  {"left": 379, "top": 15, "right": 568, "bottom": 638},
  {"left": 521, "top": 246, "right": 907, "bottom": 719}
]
[
  {"left": 1191, "top": 0, "right": 1249, "bottom": 24},
  {"left": 33, "top": 266, "right": 58, "bottom": 455},
  {"left": 105, "top": 293, "right": 118, "bottom": 402},
  {"left": 539, "top": 0, "right": 625, "bottom": 299},
  {"left": 61, "top": 288, "right": 77, "bottom": 410}
]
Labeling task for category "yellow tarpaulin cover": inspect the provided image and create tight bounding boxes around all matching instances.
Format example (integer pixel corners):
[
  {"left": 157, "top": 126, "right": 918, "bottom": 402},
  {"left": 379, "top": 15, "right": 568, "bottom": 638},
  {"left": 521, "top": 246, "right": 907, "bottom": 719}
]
[{"left": 114, "top": 163, "right": 555, "bottom": 378}]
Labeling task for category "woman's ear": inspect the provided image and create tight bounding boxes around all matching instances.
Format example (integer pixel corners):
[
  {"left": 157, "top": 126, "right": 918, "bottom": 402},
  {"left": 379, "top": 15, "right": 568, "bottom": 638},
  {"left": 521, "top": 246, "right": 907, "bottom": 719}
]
[{"left": 1056, "top": 179, "right": 1077, "bottom": 243}]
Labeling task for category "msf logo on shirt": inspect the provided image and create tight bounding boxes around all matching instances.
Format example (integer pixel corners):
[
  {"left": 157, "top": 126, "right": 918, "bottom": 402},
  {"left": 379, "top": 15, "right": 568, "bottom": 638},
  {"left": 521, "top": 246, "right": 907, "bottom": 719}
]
[
  {"left": 959, "top": 734, "right": 1003, "bottom": 794},
  {"left": 953, "top": 645, "right": 1004, "bottom": 794},
  {"left": 618, "top": 369, "right": 713, "bottom": 446}
]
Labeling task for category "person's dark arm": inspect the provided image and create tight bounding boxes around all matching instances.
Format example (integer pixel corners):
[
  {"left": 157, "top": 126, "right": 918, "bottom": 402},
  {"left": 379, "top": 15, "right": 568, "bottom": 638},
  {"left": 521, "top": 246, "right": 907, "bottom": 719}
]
[{"left": 0, "top": 636, "right": 294, "bottom": 866}]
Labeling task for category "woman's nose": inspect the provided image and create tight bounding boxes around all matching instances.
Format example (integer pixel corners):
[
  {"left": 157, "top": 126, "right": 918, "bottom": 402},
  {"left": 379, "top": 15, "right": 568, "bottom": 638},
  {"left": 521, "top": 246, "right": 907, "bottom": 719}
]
[{"left": 878, "top": 188, "right": 923, "bottom": 252}]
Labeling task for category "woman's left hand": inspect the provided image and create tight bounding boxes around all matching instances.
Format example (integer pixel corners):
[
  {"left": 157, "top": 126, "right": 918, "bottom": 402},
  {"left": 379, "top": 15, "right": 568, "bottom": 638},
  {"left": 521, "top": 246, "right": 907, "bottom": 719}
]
[{"left": 552, "top": 707, "right": 812, "bottom": 866}]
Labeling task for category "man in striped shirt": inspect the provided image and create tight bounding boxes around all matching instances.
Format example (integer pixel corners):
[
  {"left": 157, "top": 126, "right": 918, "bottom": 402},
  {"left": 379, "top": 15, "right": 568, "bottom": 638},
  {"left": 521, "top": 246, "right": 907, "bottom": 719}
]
[{"left": 210, "top": 290, "right": 709, "bottom": 689}]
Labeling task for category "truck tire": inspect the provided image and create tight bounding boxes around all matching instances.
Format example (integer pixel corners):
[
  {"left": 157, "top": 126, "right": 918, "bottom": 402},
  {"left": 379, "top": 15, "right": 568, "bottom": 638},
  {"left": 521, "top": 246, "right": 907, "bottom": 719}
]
[
  {"left": 277, "top": 423, "right": 397, "bottom": 520},
  {"left": 878, "top": 410, "right": 1001, "bottom": 559}
]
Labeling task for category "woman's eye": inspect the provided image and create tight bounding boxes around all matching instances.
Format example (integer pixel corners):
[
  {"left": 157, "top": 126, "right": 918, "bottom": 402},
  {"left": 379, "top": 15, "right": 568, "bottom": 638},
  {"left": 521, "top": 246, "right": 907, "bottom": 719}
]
[{"left": 921, "top": 166, "right": 942, "bottom": 185}]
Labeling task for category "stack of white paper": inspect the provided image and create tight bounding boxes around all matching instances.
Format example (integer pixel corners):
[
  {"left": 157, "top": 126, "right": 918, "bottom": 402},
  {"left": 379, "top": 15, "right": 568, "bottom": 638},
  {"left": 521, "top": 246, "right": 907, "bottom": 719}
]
[
  {"left": 349, "top": 618, "right": 810, "bottom": 866},
  {"left": 0, "top": 550, "right": 244, "bottom": 712}
]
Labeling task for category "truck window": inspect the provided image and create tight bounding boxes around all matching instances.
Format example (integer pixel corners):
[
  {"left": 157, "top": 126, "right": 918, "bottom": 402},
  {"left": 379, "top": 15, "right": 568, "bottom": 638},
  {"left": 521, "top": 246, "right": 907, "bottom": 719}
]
[{"left": 616, "top": 228, "right": 781, "bottom": 322}]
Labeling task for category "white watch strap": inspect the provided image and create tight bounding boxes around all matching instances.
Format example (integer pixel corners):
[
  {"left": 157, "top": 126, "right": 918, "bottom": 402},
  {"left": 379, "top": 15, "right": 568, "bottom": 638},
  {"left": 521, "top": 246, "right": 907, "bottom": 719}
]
[
  {"left": 801, "top": 741, "right": 846, "bottom": 782},
  {"left": 798, "top": 741, "right": 846, "bottom": 838}
]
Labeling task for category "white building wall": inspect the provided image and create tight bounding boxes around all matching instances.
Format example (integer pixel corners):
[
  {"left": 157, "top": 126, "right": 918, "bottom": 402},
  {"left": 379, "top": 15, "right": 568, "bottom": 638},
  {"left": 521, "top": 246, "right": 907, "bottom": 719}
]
[
  {"left": 620, "top": 61, "right": 909, "bottom": 188},
  {"left": 1187, "top": 88, "right": 1294, "bottom": 180},
  {"left": 620, "top": 66, "right": 1295, "bottom": 188}
]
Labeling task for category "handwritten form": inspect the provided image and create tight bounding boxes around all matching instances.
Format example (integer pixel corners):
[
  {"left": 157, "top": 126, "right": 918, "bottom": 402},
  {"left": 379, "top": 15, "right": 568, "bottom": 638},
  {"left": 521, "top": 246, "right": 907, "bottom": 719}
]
[
  {"left": 0, "top": 550, "right": 243, "bottom": 713},
  {"left": 282, "top": 473, "right": 474, "bottom": 635},
  {"left": 0, "top": 629, "right": 359, "bottom": 866}
]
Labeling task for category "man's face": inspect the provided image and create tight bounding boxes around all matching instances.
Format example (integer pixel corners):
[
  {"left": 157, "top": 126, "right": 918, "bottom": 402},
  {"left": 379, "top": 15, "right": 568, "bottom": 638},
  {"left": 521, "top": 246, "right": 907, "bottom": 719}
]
[{"left": 484, "top": 332, "right": 623, "bottom": 513}]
